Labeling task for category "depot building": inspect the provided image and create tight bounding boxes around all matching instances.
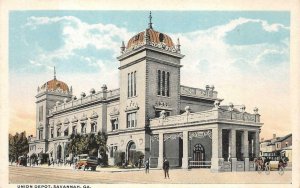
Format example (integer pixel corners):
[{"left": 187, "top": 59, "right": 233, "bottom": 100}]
[{"left": 28, "top": 13, "right": 262, "bottom": 172}]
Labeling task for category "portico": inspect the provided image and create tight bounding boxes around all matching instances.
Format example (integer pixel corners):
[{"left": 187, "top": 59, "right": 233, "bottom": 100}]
[{"left": 149, "top": 105, "right": 262, "bottom": 172}]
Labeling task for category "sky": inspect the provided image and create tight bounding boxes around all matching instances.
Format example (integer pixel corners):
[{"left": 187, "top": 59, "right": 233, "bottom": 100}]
[{"left": 9, "top": 11, "right": 290, "bottom": 139}]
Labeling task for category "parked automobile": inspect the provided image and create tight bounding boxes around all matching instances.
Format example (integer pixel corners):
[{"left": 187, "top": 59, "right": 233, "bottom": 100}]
[{"left": 75, "top": 154, "right": 97, "bottom": 171}]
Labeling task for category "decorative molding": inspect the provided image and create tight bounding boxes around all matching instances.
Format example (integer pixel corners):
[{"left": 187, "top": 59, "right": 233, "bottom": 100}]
[
  {"left": 71, "top": 116, "right": 78, "bottom": 123},
  {"left": 164, "top": 133, "right": 183, "bottom": 141},
  {"left": 80, "top": 113, "right": 88, "bottom": 121},
  {"left": 109, "top": 107, "right": 120, "bottom": 116},
  {"left": 154, "top": 101, "right": 172, "bottom": 111},
  {"left": 125, "top": 100, "right": 139, "bottom": 112},
  {"left": 139, "top": 138, "right": 143, "bottom": 145},
  {"left": 189, "top": 130, "right": 212, "bottom": 140},
  {"left": 151, "top": 135, "right": 159, "bottom": 142},
  {"left": 56, "top": 120, "right": 62, "bottom": 126},
  {"left": 89, "top": 111, "right": 98, "bottom": 119},
  {"left": 63, "top": 118, "right": 69, "bottom": 124}
]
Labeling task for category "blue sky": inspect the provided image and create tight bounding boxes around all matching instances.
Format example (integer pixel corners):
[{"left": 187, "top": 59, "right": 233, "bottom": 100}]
[{"left": 9, "top": 11, "right": 290, "bottom": 138}]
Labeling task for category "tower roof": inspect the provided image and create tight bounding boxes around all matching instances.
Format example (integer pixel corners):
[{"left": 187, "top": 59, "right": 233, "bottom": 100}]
[
  {"left": 40, "top": 79, "right": 69, "bottom": 92},
  {"left": 122, "top": 12, "right": 179, "bottom": 55},
  {"left": 126, "top": 28, "right": 175, "bottom": 50}
]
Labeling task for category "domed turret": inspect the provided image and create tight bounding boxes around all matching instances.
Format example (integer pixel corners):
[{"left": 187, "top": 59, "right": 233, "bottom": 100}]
[
  {"left": 39, "top": 67, "right": 70, "bottom": 93},
  {"left": 121, "top": 11, "right": 180, "bottom": 54}
]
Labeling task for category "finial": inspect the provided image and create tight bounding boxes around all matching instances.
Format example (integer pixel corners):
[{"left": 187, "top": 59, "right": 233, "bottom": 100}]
[
  {"left": 120, "top": 41, "right": 125, "bottom": 53},
  {"left": 54, "top": 66, "right": 56, "bottom": 80},
  {"left": 148, "top": 11, "right": 153, "bottom": 29},
  {"left": 176, "top": 38, "right": 181, "bottom": 52}
]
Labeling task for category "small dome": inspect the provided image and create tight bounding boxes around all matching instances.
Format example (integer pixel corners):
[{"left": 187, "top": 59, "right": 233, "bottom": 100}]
[
  {"left": 40, "top": 78, "right": 69, "bottom": 92},
  {"left": 127, "top": 28, "right": 175, "bottom": 50}
]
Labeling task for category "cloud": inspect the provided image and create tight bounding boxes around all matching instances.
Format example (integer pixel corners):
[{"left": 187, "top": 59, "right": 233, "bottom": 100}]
[
  {"left": 25, "top": 16, "right": 134, "bottom": 72},
  {"left": 11, "top": 15, "right": 290, "bottom": 139}
]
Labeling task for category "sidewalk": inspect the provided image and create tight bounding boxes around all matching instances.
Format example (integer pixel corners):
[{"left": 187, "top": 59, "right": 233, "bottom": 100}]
[{"left": 10, "top": 163, "right": 148, "bottom": 172}]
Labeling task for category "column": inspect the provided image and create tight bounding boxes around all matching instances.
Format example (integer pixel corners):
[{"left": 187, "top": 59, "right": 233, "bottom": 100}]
[
  {"left": 182, "top": 131, "right": 189, "bottom": 169},
  {"left": 157, "top": 133, "right": 164, "bottom": 169},
  {"left": 255, "top": 130, "right": 260, "bottom": 157},
  {"left": 211, "top": 126, "right": 223, "bottom": 172},
  {"left": 53, "top": 143, "right": 57, "bottom": 160},
  {"left": 243, "top": 130, "right": 249, "bottom": 171},
  {"left": 229, "top": 129, "right": 237, "bottom": 171},
  {"left": 62, "top": 142, "right": 65, "bottom": 162}
]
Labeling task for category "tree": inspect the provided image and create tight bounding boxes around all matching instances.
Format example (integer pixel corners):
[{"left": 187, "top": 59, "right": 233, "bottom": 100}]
[
  {"left": 9, "top": 131, "right": 29, "bottom": 162},
  {"left": 67, "top": 131, "right": 108, "bottom": 162}
]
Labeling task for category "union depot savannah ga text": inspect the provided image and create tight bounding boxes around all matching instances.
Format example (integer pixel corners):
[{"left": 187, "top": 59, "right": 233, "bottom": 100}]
[{"left": 27, "top": 12, "right": 262, "bottom": 173}]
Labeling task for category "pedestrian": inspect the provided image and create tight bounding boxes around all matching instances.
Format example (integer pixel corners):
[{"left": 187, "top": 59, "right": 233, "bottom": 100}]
[
  {"left": 138, "top": 158, "right": 142, "bottom": 169},
  {"left": 145, "top": 159, "right": 150, "bottom": 174},
  {"left": 163, "top": 158, "right": 170, "bottom": 179}
]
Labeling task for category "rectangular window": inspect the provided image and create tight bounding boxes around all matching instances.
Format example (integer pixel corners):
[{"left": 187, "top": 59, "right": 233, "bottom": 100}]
[
  {"left": 128, "top": 73, "right": 130, "bottom": 97},
  {"left": 110, "top": 146, "right": 113, "bottom": 158},
  {"left": 167, "top": 72, "right": 170, "bottom": 97},
  {"left": 57, "top": 128, "right": 61, "bottom": 137},
  {"left": 51, "top": 128, "right": 54, "bottom": 138},
  {"left": 162, "top": 71, "right": 165, "bottom": 96},
  {"left": 157, "top": 70, "right": 161, "bottom": 95},
  {"left": 134, "top": 71, "right": 136, "bottom": 96},
  {"left": 81, "top": 123, "right": 86, "bottom": 134},
  {"left": 127, "top": 112, "right": 137, "bottom": 128},
  {"left": 64, "top": 128, "right": 68, "bottom": 136},
  {"left": 157, "top": 70, "right": 170, "bottom": 97},
  {"left": 128, "top": 71, "right": 137, "bottom": 98},
  {"left": 39, "top": 106, "right": 43, "bottom": 121},
  {"left": 130, "top": 72, "right": 133, "bottom": 97},
  {"left": 72, "top": 126, "right": 76, "bottom": 134},
  {"left": 111, "top": 119, "right": 118, "bottom": 131}
]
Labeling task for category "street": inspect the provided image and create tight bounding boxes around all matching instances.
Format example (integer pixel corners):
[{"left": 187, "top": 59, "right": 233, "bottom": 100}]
[{"left": 9, "top": 166, "right": 292, "bottom": 184}]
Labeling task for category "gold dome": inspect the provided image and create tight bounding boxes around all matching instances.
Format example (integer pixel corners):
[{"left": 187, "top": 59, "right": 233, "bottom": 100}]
[
  {"left": 40, "top": 78, "right": 69, "bottom": 92},
  {"left": 126, "top": 28, "right": 175, "bottom": 50}
]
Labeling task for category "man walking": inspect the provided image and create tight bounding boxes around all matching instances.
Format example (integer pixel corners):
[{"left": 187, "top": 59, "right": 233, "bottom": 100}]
[
  {"left": 163, "top": 158, "right": 170, "bottom": 179},
  {"left": 145, "top": 159, "right": 150, "bottom": 174}
]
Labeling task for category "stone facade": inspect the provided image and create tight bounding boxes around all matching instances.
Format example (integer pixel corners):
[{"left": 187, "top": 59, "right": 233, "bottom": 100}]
[{"left": 28, "top": 16, "right": 262, "bottom": 172}]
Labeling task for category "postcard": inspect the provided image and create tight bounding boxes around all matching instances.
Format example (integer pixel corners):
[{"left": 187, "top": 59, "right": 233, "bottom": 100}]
[{"left": 1, "top": 0, "right": 299, "bottom": 188}]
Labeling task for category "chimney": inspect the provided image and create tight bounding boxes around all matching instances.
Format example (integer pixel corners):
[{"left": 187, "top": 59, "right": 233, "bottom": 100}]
[{"left": 273, "top": 134, "right": 276, "bottom": 139}]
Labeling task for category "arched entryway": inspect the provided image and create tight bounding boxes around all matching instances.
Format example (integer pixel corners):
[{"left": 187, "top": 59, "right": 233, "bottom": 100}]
[
  {"left": 193, "top": 143, "right": 205, "bottom": 161},
  {"left": 126, "top": 141, "right": 136, "bottom": 165},
  {"left": 57, "top": 145, "right": 62, "bottom": 160}
]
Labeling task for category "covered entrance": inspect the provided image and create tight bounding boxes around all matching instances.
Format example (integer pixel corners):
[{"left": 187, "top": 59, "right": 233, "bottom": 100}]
[
  {"left": 193, "top": 144, "right": 205, "bottom": 161},
  {"left": 126, "top": 141, "right": 136, "bottom": 165}
]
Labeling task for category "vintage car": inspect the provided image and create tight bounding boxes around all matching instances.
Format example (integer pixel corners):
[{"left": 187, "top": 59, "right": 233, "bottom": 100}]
[{"left": 75, "top": 154, "right": 98, "bottom": 171}]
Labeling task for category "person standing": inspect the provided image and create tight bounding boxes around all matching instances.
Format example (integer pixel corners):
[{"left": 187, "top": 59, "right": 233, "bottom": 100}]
[
  {"left": 163, "top": 158, "right": 170, "bottom": 179},
  {"left": 145, "top": 159, "right": 150, "bottom": 174}
]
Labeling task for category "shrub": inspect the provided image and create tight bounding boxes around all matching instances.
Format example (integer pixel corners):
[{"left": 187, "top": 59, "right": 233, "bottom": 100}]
[
  {"left": 114, "top": 151, "right": 125, "bottom": 166},
  {"left": 132, "top": 151, "right": 144, "bottom": 167}
]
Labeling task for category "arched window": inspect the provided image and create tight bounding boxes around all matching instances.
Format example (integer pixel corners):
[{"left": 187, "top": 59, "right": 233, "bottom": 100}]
[
  {"left": 157, "top": 70, "right": 161, "bottom": 95},
  {"left": 162, "top": 71, "right": 165, "bottom": 96}
]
